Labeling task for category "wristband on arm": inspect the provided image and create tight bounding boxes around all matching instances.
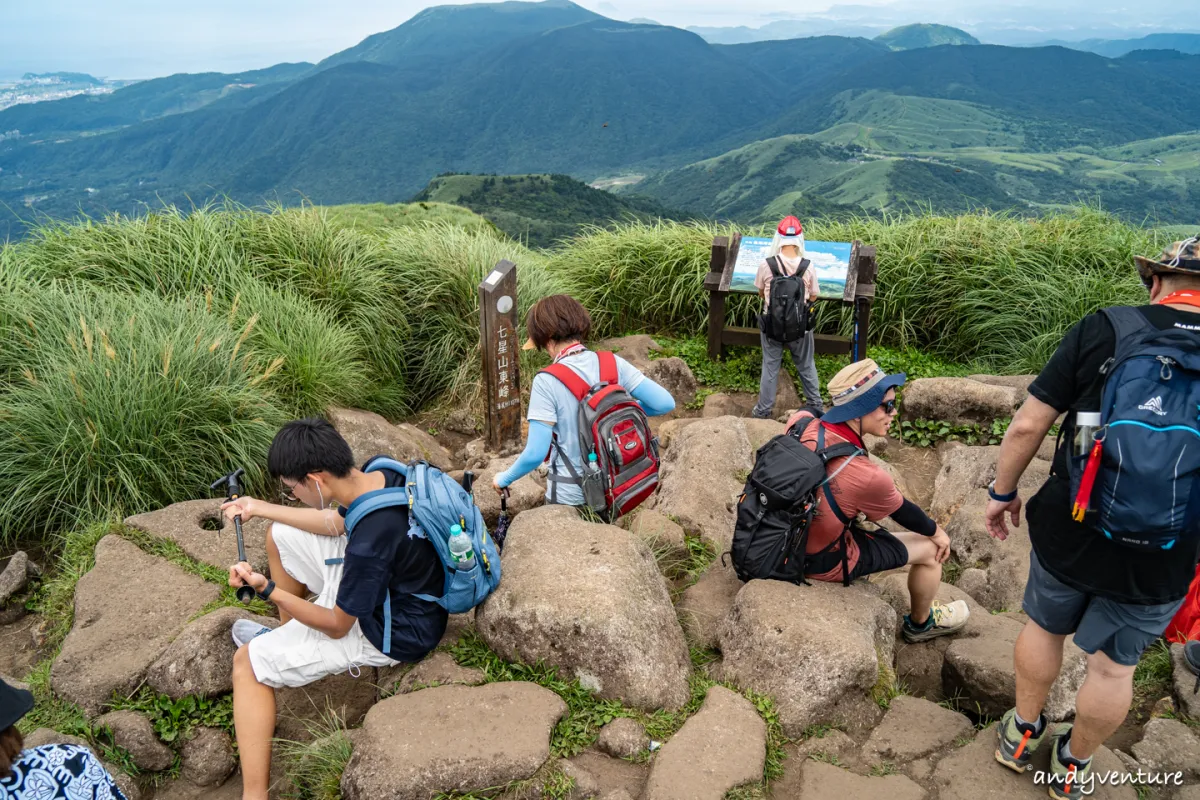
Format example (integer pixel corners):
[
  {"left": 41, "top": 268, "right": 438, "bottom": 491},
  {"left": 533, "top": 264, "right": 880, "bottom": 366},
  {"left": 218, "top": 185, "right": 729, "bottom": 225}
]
[{"left": 987, "top": 480, "right": 1019, "bottom": 503}]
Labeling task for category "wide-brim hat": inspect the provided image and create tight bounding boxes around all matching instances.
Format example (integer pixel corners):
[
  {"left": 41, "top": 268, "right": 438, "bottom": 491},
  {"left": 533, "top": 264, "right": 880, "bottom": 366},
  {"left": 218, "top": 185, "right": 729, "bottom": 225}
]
[
  {"left": 0, "top": 676, "right": 34, "bottom": 731},
  {"left": 1135, "top": 235, "right": 1200, "bottom": 283},
  {"left": 821, "top": 358, "right": 906, "bottom": 424}
]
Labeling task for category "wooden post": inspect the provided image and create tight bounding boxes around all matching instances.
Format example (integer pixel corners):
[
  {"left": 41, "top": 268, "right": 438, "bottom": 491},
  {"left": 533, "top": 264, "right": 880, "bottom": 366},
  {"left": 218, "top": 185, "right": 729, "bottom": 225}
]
[
  {"left": 705, "top": 236, "right": 730, "bottom": 361},
  {"left": 852, "top": 246, "right": 878, "bottom": 363},
  {"left": 479, "top": 260, "right": 522, "bottom": 453}
]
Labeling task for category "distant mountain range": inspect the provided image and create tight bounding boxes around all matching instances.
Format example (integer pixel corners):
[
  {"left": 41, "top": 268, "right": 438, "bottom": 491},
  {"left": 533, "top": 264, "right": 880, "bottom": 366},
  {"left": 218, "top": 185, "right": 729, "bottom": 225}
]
[
  {"left": 3, "top": 0, "right": 1200, "bottom": 241},
  {"left": 875, "top": 24, "right": 979, "bottom": 51}
]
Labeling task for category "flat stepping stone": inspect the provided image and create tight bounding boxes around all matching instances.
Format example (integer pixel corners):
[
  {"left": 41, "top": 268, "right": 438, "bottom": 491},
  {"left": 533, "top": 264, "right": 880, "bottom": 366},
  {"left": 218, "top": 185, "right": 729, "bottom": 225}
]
[
  {"left": 51, "top": 535, "right": 219, "bottom": 714},
  {"left": 125, "top": 498, "right": 269, "bottom": 573},
  {"left": 643, "top": 685, "right": 766, "bottom": 800},
  {"left": 861, "top": 696, "right": 973, "bottom": 764},
  {"left": 340, "top": 682, "right": 566, "bottom": 800}
]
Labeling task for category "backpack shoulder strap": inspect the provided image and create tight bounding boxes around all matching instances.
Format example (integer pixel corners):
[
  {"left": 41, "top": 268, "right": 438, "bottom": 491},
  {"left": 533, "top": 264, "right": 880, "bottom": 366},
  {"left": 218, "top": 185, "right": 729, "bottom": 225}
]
[
  {"left": 540, "top": 363, "right": 591, "bottom": 401},
  {"left": 343, "top": 487, "right": 409, "bottom": 536},
  {"left": 364, "top": 457, "right": 410, "bottom": 476},
  {"left": 796, "top": 258, "right": 811, "bottom": 277},
  {"left": 766, "top": 256, "right": 783, "bottom": 279},
  {"left": 597, "top": 351, "right": 618, "bottom": 385},
  {"left": 816, "top": 425, "right": 862, "bottom": 526},
  {"left": 1099, "top": 306, "right": 1153, "bottom": 343}
]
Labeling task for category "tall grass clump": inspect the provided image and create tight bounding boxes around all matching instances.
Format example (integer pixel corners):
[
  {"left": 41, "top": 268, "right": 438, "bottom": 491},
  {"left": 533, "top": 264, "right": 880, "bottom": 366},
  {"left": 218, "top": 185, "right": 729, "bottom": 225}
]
[
  {"left": 555, "top": 208, "right": 1166, "bottom": 373},
  {"left": 378, "top": 221, "right": 564, "bottom": 409},
  {"left": 0, "top": 282, "right": 287, "bottom": 543}
]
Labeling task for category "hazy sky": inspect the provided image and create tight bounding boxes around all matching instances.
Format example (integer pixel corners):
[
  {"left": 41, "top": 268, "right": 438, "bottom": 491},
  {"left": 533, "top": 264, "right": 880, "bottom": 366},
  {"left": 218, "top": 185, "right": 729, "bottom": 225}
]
[{"left": 2, "top": 0, "right": 1194, "bottom": 80}]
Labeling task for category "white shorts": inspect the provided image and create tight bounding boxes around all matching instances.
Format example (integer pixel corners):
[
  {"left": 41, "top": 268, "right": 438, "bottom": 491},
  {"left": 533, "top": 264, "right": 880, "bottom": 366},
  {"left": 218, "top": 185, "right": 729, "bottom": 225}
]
[{"left": 247, "top": 522, "right": 399, "bottom": 689}]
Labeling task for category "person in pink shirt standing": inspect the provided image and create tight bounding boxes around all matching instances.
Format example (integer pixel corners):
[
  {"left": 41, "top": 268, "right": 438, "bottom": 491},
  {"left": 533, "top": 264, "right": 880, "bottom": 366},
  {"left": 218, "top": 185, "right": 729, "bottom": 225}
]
[{"left": 753, "top": 216, "right": 823, "bottom": 419}]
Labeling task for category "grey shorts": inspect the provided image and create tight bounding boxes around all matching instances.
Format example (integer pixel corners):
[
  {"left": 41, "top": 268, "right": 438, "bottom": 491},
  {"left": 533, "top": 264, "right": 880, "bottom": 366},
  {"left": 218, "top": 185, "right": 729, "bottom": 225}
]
[{"left": 1023, "top": 550, "right": 1185, "bottom": 667}]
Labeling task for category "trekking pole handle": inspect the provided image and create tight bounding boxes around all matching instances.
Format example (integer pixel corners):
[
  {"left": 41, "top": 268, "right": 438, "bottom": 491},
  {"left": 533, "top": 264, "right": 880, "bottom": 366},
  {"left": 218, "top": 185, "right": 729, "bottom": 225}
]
[{"left": 211, "top": 468, "right": 255, "bottom": 604}]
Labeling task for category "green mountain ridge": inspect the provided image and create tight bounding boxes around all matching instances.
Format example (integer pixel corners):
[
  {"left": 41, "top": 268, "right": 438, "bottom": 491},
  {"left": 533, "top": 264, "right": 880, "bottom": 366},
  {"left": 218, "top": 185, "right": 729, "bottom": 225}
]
[
  {"left": 413, "top": 173, "right": 685, "bottom": 246},
  {"left": 876, "top": 24, "right": 980, "bottom": 51},
  {"left": 4, "top": 1, "right": 1200, "bottom": 239}
]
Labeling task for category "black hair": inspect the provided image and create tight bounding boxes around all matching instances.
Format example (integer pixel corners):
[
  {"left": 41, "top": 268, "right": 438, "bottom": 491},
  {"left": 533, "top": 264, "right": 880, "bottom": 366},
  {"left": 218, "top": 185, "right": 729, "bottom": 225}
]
[{"left": 267, "top": 418, "right": 355, "bottom": 481}]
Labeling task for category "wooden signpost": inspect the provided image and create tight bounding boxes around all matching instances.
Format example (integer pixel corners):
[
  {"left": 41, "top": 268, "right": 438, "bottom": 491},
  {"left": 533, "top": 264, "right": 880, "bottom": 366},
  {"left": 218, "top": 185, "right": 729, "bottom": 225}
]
[
  {"left": 479, "top": 259, "right": 522, "bottom": 453},
  {"left": 703, "top": 233, "right": 878, "bottom": 363}
]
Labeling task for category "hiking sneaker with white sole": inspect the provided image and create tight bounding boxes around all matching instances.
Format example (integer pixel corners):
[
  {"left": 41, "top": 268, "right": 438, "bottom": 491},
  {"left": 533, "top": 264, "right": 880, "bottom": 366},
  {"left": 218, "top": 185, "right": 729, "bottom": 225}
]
[
  {"left": 994, "top": 707, "right": 1048, "bottom": 773},
  {"left": 1046, "top": 725, "right": 1092, "bottom": 800},
  {"left": 231, "top": 619, "right": 273, "bottom": 648},
  {"left": 901, "top": 600, "right": 970, "bottom": 642}
]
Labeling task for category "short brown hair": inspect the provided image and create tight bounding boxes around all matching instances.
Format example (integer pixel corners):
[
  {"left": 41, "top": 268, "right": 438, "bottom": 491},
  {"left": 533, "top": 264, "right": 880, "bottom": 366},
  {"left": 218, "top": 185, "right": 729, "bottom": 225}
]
[
  {"left": 0, "top": 726, "right": 24, "bottom": 779},
  {"left": 525, "top": 295, "right": 592, "bottom": 351}
]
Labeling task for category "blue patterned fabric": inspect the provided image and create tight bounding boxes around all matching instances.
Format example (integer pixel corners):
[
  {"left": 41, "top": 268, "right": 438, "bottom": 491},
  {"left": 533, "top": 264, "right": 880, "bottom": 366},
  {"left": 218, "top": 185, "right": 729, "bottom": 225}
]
[{"left": 0, "top": 744, "right": 126, "bottom": 800}]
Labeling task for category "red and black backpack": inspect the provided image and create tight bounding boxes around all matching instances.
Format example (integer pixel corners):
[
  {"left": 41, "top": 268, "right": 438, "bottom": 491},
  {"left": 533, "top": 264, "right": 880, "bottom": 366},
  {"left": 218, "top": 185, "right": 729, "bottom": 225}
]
[{"left": 540, "top": 351, "right": 660, "bottom": 523}]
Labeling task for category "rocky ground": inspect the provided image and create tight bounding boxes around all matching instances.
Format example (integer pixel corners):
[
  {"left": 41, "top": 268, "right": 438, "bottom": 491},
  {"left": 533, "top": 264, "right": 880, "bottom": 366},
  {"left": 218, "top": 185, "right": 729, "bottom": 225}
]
[{"left": 1, "top": 342, "right": 1197, "bottom": 800}]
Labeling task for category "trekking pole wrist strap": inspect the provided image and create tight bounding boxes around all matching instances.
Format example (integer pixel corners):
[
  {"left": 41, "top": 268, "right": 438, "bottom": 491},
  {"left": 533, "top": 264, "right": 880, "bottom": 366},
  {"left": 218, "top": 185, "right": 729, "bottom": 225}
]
[{"left": 987, "top": 481, "right": 1018, "bottom": 503}]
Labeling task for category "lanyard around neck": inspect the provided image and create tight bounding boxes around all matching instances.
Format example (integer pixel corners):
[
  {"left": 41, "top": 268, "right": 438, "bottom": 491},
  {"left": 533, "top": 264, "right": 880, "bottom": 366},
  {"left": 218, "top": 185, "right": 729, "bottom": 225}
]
[{"left": 553, "top": 343, "right": 587, "bottom": 363}]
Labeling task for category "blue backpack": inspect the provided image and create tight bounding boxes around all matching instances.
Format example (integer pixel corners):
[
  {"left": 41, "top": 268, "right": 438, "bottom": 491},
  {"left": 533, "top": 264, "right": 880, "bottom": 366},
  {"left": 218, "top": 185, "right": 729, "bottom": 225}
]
[
  {"left": 1068, "top": 306, "right": 1200, "bottom": 551},
  {"left": 341, "top": 458, "right": 501, "bottom": 653}
]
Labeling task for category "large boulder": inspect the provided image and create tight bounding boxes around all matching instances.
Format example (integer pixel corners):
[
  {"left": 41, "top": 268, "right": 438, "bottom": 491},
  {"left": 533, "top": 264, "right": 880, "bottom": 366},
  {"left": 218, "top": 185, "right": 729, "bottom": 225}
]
[
  {"left": 1130, "top": 717, "right": 1200, "bottom": 780},
  {"left": 473, "top": 454, "right": 544, "bottom": 528},
  {"left": 52, "top": 535, "right": 220, "bottom": 715},
  {"left": 943, "top": 491, "right": 1031, "bottom": 612},
  {"left": 932, "top": 723, "right": 1134, "bottom": 799},
  {"left": 327, "top": 406, "right": 454, "bottom": 469},
  {"left": 124, "top": 499, "right": 269, "bottom": 573},
  {"left": 596, "top": 335, "right": 662, "bottom": 372},
  {"left": 394, "top": 652, "right": 486, "bottom": 694},
  {"left": 0, "top": 551, "right": 29, "bottom": 605},
  {"left": 968, "top": 374, "right": 1038, "bottom": 396},
  {"left": 626, "top": 510, "right": 689, "bottom": 575},
  {"left": 717, "top": 579, "right": 896, "bottom": 737},
  {"left": 1172, "top": 643, "right": 1200, "bottom": 720},
  {"left": 476, "top": 506, "right": 691, "bottom": 711},
  {"left": 677, "top": 562, "right": 744, "bottom": 651},
  {"left": 901, "top": 378, "right": 1021, "bottom": 426},
  {"left": 643, "top": 357, "right": 698, "bottom": 405},
  {"left": 702, "top": 393, "right": 742, "bottom": 418},
  {"left": 861, "top": 696, "right": 973, "bottom": 764},
  {"left": 872, "top": 575, "right": 990, "bottom": 702},
  {"left": 95, "top": 710, "right": 173, "bottom": 772},
  {"left": 180, "top": 727, "right": 236, "bottom": 788},
  {"left": 340, "top": 682, "right": 566, "bottom": 800},
  {"left": 146, "top": 607, "right": 278, "bottom": 699},
  {"left": 743, "top": 418, "right": 785, "bottom": 451},
  {"left": 275, "top": 669, "right": 381, "bottom": 743},
  {"left": 643, "top": 686, "right": 766, "bottom": 800},
  {"left": 930, "top": 446, "right": 1049, "bottom": 523},
  {"left": 654, "top": 417, "right": 754, "bottom": 553},
  {"left": 656, "top": 418, "right": 700, "bottom": 450},
  {"left": 943, "top": 613, "right": 1086, "bottom": 720}
]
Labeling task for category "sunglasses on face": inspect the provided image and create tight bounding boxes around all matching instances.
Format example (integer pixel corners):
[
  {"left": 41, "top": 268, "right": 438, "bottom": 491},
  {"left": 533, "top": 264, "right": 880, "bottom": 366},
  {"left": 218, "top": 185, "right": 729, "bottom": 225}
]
[{"left": 879, "top": 399, "right": 897, "bottom": 414}]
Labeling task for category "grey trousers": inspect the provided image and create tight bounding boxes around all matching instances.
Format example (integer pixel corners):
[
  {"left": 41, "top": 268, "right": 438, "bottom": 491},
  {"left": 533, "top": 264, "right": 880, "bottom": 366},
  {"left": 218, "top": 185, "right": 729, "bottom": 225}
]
[{"left": 753, "top": 330, "right": 822, "bottom": 419}]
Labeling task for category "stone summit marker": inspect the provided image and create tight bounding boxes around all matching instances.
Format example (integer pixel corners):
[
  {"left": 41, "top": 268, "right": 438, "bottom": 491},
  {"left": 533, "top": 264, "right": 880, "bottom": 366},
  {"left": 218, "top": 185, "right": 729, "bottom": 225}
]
[{"left": 479, "top": 259, "right": 522, "bottom": 452}]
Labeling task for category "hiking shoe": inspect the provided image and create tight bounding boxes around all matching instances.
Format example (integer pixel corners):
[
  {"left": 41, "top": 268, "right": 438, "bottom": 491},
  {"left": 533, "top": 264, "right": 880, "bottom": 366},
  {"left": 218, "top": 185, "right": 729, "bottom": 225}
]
[
  {"left": 1046, "top": 725, "right": 1092, "bottom": 800},
  {"left": 231, "top": 619, "right": 273, "bottom": 648},
  {"left": 901, "top": 600, "right": 970, "bottom": 642},
  {"left": 994, "top": 707, "right": 1048, "bottom": 773},
  {"left": 1185, "top": 640, "right": 1199, "bottom": 676}
]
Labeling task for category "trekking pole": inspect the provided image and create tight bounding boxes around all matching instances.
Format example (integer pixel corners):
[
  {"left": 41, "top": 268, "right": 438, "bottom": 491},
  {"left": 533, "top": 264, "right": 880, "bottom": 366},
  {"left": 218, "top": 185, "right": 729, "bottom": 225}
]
[{"left": 210, "top": 468, "right": 256, "bottom": 605}]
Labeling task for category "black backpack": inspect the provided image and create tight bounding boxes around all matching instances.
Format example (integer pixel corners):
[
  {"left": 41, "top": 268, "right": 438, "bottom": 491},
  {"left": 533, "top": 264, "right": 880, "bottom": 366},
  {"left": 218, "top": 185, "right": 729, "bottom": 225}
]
[
  {"left": 727, "top": 417, "right": 864, "bottom": 587},
  {"left": 760, "top": 256, "right": 812, "bottom": 343}
]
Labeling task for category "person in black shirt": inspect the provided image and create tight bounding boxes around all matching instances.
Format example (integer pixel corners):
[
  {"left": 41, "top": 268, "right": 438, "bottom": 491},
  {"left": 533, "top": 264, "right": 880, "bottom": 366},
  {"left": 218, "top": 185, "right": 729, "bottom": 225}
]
[
  {"left": 221, "top": 418, "right": 446, "bottom": 800},
  {"left": 985, "top": 237, "right": 1200, "bottom": 798}
]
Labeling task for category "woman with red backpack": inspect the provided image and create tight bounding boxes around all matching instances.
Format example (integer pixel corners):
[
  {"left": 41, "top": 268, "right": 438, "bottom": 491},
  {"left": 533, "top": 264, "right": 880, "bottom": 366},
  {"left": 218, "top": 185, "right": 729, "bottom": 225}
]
[
  {"left": 492, "top": 295, "right": 676, "bottom": 520},
  {"left": 753, "top": 216, "right": 824, "bottom": 420}
]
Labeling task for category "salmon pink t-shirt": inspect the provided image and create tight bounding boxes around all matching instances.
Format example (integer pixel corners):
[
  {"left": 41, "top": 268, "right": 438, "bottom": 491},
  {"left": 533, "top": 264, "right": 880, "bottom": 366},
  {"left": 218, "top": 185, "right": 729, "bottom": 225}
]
[{"left": 794, "top": 414, "right": 903, "bottom": 582}]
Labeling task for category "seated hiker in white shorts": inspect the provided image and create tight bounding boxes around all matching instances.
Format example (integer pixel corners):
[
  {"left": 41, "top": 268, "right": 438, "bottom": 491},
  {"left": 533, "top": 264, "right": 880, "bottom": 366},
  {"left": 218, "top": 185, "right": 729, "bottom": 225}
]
[{"left": 221, "top": 418, "right": 447, "bottom": 800}]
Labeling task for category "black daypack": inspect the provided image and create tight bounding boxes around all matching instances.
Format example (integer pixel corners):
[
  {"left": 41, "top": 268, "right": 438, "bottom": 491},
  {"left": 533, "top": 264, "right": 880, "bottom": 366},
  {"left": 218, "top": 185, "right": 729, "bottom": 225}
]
[
  {"left": 727, "top": 417, "right": 864, "bottom": 587},
  {"left": 761, "top": 256, "right": 812, "bottom": 343}
]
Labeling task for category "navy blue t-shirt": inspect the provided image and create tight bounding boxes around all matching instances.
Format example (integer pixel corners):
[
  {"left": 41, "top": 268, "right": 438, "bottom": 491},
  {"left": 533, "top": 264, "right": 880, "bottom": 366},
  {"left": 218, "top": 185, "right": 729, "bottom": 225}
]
[{"left": 335, "top": 457, "right": 447, "bottom": 661}]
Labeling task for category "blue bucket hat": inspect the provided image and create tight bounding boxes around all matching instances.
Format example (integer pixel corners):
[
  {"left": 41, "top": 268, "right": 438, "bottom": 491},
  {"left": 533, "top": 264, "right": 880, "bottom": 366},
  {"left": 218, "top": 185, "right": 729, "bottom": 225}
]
[{"left": 820, "top": 358, "right": 906, "bottom": 424}]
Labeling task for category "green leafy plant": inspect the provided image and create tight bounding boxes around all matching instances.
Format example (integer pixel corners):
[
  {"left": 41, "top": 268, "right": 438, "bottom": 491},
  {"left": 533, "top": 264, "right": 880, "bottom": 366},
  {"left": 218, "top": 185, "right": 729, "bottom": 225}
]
[
  {"left": 109, "top": 688, "right": 235, "bottom": 743},
  {"left": 895, "top": 417, "right": 1010, "bottom": 448}
]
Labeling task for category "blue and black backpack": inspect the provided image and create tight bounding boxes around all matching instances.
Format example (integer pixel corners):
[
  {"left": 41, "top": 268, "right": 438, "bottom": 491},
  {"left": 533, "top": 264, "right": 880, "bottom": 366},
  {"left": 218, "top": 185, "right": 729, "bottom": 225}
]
[
  {"left": 1068, "top": 306, "right": 1200, "bottom": 551},
  {"left": 340, "top": 458, "right": 501, "bottom": 653}
]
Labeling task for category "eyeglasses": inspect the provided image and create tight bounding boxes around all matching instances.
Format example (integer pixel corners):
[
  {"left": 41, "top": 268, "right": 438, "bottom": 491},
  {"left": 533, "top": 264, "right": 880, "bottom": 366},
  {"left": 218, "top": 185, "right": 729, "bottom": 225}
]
[
  {"left": 278, "top": 483, "right": 298, "bottom": 504},
  {"left": 879, "top": 399, "right": 897, "bottom": 415}
]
